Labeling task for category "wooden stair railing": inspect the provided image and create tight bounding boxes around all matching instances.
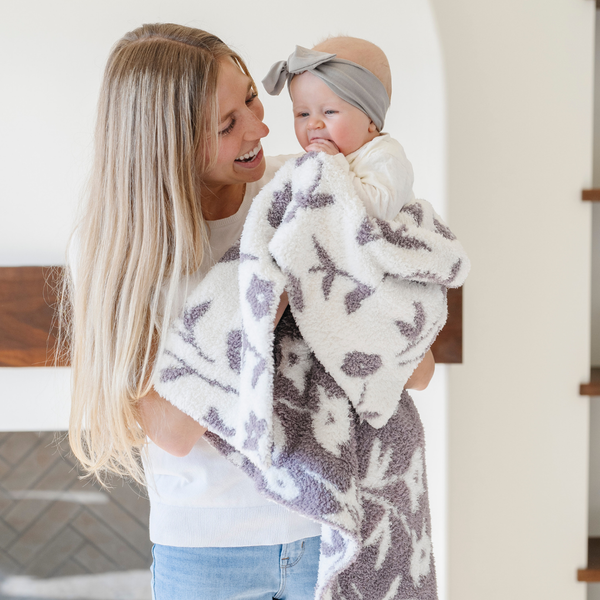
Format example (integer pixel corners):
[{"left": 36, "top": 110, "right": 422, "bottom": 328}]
[
  {"left": 578, "top": 181, "right": 600, "bottom": 580},
  {"left": 579, "top": 539, "right": 600, "bottom": 582}
]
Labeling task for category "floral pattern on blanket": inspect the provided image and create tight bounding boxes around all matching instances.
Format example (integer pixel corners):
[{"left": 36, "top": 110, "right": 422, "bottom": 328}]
[{"left": 155, "top": 152, "right": 469, "bottom": 599}]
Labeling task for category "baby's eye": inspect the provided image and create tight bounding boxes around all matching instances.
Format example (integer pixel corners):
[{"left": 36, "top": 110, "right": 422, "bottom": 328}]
[
  {"left": 324, "top": 110, "right": 338, "bottom": 115},
  {"left": 296, "top": 111, "right": 309, "bottom": 118}
]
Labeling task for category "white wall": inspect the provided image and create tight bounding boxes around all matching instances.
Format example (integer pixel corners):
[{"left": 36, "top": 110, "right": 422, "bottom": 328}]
[
  {"left": 429, "top": 1, "right": 594, "bottom": 599},
  {"left": 0, "top": 0, "right": 445, "bottom": 263},
  {"left": 0, "top": 0, "right": 450, "bottom": 595}
]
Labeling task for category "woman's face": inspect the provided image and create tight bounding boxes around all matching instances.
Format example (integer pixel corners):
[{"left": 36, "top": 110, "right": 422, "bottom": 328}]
[{"left": 201, "top": 58, "right": 269, "bottom": 192}]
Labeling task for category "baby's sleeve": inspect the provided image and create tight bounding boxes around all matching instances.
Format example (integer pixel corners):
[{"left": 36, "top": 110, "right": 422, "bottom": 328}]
[{"left": 332, "top": 138, "right": 415, "bottom": 220}]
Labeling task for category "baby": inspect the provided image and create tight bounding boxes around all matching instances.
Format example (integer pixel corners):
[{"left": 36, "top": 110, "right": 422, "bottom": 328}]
[{"left": 263, "top": 36, "right": 414, "bottom": 220}]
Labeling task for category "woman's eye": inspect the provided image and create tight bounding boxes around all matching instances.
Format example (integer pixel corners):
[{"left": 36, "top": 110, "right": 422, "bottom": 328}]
[
  {"left": 246, "top": 92, "right": 257, "bottom": 105},
  {"left": 219, "top": 118, "right": 235, "bottom": 136}
]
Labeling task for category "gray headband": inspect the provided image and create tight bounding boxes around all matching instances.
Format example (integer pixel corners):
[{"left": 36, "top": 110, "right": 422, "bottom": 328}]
[{"left": 262, "top": 45, "right": 390, "bottom": 131}]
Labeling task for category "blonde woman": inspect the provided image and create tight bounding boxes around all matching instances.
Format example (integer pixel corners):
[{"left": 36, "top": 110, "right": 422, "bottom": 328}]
[{"left": 66, "top": 23, "right": 434, "bottom": 600}]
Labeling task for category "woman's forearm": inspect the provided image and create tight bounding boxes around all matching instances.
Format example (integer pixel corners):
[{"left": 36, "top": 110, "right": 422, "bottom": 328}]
[
  {"left": 275, "top": 291, "right": 289, "bottom": 325},
  {"left": 141, "top": 299, "right": 431, "bottom": 458},
  {"left": 138, "top": 389, "right": 206, "bottom": 457},
  {"left": 404, "top": 349, "right": 435, "bottom": 391},
  {"left": 141, "top": 291, "right": 288, "bottom": 458}
]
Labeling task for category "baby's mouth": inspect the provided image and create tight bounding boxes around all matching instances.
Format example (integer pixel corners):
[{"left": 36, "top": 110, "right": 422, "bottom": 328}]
[{"left": 235, "top": 142, "right": 262, "bottom": 163}]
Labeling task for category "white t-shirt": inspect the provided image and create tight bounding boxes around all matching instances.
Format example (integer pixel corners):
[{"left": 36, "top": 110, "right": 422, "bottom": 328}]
[
  {"left": 332, "top": 133, "right": 415, "bottom": 220},
  {"left": 146, "top": 155, "right": 321, "bottom": 547}
]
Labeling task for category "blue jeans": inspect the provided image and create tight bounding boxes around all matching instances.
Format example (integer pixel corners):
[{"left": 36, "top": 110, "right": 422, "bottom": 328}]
[{"left": 151, "top": 536, "right": 320, "bottom": 600}]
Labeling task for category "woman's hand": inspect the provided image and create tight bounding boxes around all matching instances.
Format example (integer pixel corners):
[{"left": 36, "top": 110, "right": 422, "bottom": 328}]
[
  {"left": 275, "top": 291, "right": 289, "bottom": 325},
  {"left": 138, "top": 389, "right": 207, "bottom": 457},
  {"left": 404, "top": 349, "right": 435, "bottom": 391}
]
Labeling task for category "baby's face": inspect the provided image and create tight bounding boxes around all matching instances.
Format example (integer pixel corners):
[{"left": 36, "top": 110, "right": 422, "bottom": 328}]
[{"left": 290, "top": 71, "right": 378, "bottom": 156}]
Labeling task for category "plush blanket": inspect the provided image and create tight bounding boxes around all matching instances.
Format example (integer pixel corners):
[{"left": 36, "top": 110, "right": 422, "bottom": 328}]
[{"left": 155, "top": 152, "right": 470, "bottom": 600}]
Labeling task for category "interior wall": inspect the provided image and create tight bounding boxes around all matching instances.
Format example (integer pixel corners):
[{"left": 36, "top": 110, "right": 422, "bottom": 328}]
[
  {"left": 593, "top": 7, "right": 600, "bottom": 370},
  {"left": 429, "top": 1, "right": 594, "bottom": 599},
  {"left": 0, "top": 1, "right": 450, "bottom": 596}
]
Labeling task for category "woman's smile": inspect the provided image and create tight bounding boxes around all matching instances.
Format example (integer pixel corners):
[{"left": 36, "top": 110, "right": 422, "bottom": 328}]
[
  {"left": 235, "top": 141, "right": 262, "bottom": 163},
  {"left": 234, "top": 142, "right": 264, "bottom": 171}
]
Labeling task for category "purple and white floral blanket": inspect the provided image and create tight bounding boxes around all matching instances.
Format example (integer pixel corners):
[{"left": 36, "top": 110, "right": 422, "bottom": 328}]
[{"left": 154, "top": 152, "right": 469, "bottom": 599}]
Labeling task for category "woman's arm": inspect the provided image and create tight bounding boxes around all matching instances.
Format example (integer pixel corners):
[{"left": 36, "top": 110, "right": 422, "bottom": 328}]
[
  {"left": 276, "top": 291, "right": 434, "bottom": 391},
  {"left": 141, "top": 294, "right": 428, "bottom": 457},
  {"left": 140, "top": 292, "right": 290, "bottom": 458},
  {"left": 275, "top": 290, "right": 434, "bottom": 391},
  {"left": 138, "top": 389, "right": 206, "bottom": 457},
  {"left": 404, "top": 350, "right": 435, "bottom": 391}
]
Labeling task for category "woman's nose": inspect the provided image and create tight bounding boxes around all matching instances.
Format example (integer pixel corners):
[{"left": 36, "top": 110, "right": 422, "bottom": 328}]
[
  {"left": 256, "top": 119, "right": 269, "bottom": 139},
  {"left": 246, "top": 111, "right": 269, "bottom": 140}
]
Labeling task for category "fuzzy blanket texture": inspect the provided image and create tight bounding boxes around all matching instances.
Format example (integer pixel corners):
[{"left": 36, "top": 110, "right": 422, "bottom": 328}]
[{"left": 155, "top": 152, "right": 470, "bottom": 600}]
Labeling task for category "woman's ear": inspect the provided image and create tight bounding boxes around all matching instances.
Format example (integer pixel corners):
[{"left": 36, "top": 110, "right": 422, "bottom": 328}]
[{"left": 368, "top": 121, "right": 378, "bottom": 133}]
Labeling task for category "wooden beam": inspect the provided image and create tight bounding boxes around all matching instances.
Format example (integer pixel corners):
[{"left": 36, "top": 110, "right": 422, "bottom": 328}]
[
  {"left": 0, "top": 267, "right": 66, "bottom": 367},
  {"left": 0, "top": 266, "right": 464, "bottom": 366}
]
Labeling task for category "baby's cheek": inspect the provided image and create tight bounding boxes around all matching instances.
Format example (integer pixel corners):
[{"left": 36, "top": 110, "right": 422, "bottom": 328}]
[
  {"left": 338, "top": 130, "right": 369, "bottom": 156},
  {"left": 294, "top": 123, "right": 308, "bottom": 147}
]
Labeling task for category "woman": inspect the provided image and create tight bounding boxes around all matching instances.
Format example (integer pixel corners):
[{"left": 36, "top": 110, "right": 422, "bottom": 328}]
[{"left": 66, "top": 23, "right": 434, "bottom": 600}]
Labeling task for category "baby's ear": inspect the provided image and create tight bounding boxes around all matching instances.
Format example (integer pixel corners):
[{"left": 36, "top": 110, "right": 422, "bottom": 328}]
[{"left": 368, "top": 121, "right": 378, "bottom": 133}]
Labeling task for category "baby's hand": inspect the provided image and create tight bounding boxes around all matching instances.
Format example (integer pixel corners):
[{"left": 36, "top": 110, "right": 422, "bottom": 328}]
[{"left": 305, "top": 138, "right": 340, "bottom": 155}]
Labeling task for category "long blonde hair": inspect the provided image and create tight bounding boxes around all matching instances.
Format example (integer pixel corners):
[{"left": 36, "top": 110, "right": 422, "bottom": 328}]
[{"left": 64, "top": 23, "right": 252, "bottom": 484}]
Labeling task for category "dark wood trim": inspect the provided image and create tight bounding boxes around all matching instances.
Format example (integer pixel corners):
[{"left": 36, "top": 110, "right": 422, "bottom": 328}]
[
  {"left": 0, "top": 267, "right": 464, "bottom": 367},
  {"left": 581, "top": 368, "right": 600, "bottom": 396},
  {"left": 431, "top": 287, "right": 463, "bottom": 364},
  {"left": 0, "top": 266, "right": 66, "bottom": 367},
  {"left": 582, "top": 189, "right": 600, "bottom": 201},
  {"left": 578, "top": 538, "right": 600, "bottom": 581}
]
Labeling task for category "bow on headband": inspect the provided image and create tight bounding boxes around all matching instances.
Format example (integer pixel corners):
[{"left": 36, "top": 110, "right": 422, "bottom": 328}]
[{"left": 262, "top": 46, "right": 390, "bottom": 132}]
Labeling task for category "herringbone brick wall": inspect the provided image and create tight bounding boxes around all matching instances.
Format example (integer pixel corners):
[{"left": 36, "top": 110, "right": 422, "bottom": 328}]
[{"left": 0, "top": 432, "right": 151, "bottom": 580}]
